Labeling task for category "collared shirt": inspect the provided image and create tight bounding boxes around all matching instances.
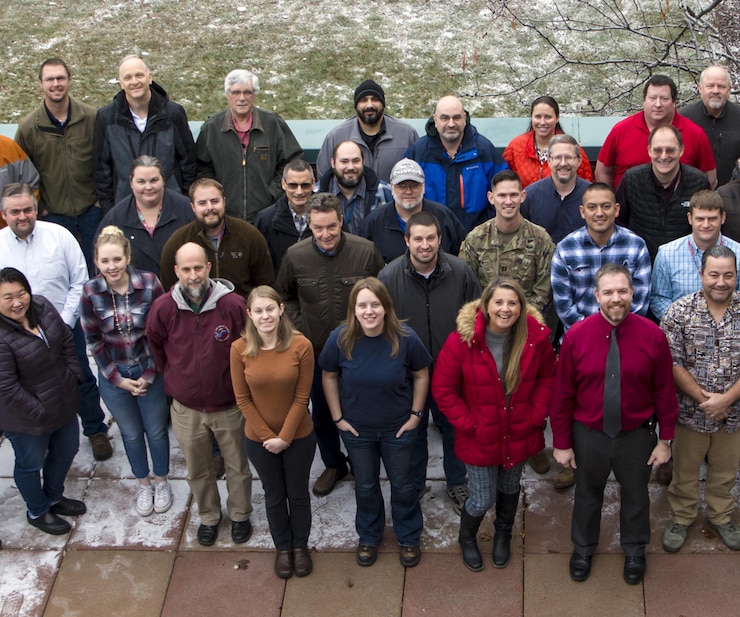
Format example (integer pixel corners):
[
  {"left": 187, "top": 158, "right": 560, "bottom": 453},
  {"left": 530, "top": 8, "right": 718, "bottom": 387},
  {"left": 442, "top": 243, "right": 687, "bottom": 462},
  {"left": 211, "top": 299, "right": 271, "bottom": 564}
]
[
  {"left": 461, "top": 217, "right": 555, "bottom": 312},
  {"left": 597, "top": 111, "right": 716, "bottom": 189},
  {"left": 661, "top": 290, "right": 740, "bottom": 433},
  {"left": 551, "top": 311, "right": 678, "bottom": 448},
  {"left": 289, "top": 204, "right": 308, "bottom": 235},
  {"left": 650, "top": 233, "right": 740, "bottom": 320},
  {"left": 327, "top": 175, "right": 390, "bottom": 235},
  {"left": 0, "top": 220, "right": 87, "bottom": 327},
  {"left": 79, "top": 268, "right": 164, "bottom": 386},
  {"left": 130, "top": 109, "right": 147, "bottom": 133},
  {"left": 551, "top": 224, "right": 652, "bottom": 329},
  {"left": 43, "top": 100, "right": 70, "bottom": 132},
  {"left": 520, "top": 176, "right": 591, "bottom": 244},
  {"left": 328, "top": 175, "right": 369, "bottom": 235}
]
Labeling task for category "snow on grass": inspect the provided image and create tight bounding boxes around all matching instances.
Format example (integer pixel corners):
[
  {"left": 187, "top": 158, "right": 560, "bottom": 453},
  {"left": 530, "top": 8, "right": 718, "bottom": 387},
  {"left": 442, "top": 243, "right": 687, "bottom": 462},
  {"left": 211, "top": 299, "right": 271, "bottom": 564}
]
[{"left": 0, "top": 0, "right": 734, "bottom": 122}]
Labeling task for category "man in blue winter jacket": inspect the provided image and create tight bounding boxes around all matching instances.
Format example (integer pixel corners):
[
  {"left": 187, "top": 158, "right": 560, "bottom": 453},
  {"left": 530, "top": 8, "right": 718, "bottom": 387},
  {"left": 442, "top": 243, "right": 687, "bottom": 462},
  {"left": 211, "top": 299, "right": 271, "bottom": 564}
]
[{"left": 404, "top": 96, "right": 508, "bottom": 233}]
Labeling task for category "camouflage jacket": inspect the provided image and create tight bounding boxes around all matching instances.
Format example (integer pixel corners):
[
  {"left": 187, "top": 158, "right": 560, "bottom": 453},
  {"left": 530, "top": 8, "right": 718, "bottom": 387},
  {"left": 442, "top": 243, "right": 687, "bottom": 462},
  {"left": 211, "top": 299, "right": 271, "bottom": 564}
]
[{"left": 461, "top": 217, "right": 555, "bottom": 312}]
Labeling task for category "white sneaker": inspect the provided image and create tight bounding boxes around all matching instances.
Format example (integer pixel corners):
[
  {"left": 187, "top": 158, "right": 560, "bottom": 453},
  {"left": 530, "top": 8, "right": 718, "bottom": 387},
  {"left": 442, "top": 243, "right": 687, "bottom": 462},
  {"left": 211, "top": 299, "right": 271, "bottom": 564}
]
[
  {"left": 135, "top": 484, "right": 154, "bottom": 516},
  {"left": 154, "top": 480, "right": 173, "bottom": 514}
]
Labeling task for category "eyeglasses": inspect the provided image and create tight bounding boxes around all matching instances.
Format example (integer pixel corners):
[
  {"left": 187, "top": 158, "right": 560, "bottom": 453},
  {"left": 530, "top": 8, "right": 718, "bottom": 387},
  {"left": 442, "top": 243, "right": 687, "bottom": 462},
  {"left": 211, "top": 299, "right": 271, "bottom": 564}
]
[
  {"left": 285, "top": 182, "right": 313, "bottom": 190},
  {"left": 228, "top": 89, "right": 254, "bottom": 97},
  {"left": 650, "top": 147, "right": 679, "bottom": 156},
  {"left": 549, "top": 155, "right": 578, "bottom": 163}
]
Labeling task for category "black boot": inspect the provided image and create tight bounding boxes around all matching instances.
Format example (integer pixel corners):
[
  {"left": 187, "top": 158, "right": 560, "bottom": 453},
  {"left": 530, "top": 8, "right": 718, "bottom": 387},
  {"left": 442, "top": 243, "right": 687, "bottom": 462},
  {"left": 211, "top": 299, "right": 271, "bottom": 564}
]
[
  {"left": 492, "top": 490, "right": 519, "bottom": 568},
  {"left": 458, "top": 507, "right": 486, "bottom": 572}
]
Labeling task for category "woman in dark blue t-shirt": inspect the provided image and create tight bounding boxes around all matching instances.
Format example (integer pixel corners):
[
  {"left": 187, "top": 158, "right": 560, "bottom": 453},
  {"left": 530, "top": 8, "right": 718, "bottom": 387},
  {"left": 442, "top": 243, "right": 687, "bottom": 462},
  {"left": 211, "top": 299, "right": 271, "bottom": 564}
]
[{"left": 320, "top": 277, "right": 432, "bottom": 570}]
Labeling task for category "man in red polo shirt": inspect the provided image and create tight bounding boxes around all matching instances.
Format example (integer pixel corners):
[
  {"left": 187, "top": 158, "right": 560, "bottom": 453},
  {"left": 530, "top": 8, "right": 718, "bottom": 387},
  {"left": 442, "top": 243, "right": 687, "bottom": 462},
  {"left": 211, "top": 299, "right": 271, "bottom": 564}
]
[{"left": 595, "top": 75, "right": 717, "bottom": 190}]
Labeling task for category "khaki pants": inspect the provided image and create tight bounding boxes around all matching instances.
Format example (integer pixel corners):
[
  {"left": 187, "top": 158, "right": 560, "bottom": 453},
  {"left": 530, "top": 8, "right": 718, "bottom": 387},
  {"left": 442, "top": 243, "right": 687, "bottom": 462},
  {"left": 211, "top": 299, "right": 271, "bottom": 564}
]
[
  {"left": 667, "top": 423, "right": 740, "bottom": 525},
  {"left": 170, "top": 400, "right": 253, "bottom": 525}
]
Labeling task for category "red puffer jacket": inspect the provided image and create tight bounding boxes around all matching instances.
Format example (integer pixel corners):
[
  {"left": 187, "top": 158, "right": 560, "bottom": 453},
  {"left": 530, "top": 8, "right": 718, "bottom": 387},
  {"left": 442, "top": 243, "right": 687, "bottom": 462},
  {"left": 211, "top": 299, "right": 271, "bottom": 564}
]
[{"left": 432, "top": 302, "right": 556, "bottom": 468}]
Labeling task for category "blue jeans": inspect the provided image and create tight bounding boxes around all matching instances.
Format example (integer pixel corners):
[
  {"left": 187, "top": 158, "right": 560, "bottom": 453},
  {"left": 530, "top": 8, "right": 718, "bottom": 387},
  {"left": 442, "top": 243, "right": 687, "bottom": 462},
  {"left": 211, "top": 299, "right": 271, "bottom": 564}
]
[
  {"left": 43, "top": 205, "right": 103, "bottom": 277},
  {"left": 97, "top": 362, "right": 170, "bottom": 478},
  {"left": 72, "top": 321, "right": 108, "bottom": 437},
  {"left": 340, "top": 426, "right": 422, "bottom": 547},
  {"left": 411, "top": 391, "right": 468, "bottom": 490},
  {"left": 5, "top": 418, "right": 80, "bottom": 517}
]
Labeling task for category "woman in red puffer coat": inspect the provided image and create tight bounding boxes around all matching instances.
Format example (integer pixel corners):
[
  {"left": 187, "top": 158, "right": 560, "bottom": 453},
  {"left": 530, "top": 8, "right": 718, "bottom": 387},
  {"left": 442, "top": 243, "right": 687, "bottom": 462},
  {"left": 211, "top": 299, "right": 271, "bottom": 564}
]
[{"left": 432, "top": 277, "right": 556, "bottom": 572}]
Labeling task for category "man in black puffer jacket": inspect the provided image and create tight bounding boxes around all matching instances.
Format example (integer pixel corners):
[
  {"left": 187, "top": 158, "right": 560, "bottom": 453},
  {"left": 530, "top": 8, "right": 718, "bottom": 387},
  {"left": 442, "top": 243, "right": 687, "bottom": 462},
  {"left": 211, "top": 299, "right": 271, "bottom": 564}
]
[{"left": 93, "top": 55, "right": 196, "bottom": 212}]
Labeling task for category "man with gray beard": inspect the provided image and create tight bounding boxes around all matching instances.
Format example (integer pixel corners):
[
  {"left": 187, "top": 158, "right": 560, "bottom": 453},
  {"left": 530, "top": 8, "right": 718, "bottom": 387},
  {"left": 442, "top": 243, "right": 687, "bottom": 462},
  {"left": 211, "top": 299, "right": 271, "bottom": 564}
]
[
  {"left": 146, "top": 242, "right": 253, "bottom": 547},
  {"left": 361, "top": 158, "right": 465, "bottom": 263}
]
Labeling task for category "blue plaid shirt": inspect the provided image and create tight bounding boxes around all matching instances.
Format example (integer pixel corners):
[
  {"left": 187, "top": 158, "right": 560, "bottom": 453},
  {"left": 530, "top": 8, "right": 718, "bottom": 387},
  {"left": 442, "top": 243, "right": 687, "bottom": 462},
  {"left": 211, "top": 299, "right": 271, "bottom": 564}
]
[
  {"left": 551, "top": 225, "right": 651, "bottom": 329},
  {"left": 650, "top": 234, "right": 740, "bottom": 320}
]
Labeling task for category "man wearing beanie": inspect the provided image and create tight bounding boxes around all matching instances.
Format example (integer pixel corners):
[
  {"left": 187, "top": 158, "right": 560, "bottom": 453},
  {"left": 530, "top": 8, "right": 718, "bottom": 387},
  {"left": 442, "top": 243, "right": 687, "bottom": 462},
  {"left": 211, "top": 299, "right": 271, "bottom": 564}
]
[{"left": 316, "top": 79, "right": 418, "bottom": 183}]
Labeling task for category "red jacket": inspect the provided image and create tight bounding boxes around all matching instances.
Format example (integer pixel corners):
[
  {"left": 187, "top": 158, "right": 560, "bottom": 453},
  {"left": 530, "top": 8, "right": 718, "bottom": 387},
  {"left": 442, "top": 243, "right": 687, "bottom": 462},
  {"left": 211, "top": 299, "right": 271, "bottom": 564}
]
[
  {"left": 432, "top": 303, "right": 556, "bottom": 468},
  {"left": 502, "top": 131, "right": 593, "bottom": 188}
]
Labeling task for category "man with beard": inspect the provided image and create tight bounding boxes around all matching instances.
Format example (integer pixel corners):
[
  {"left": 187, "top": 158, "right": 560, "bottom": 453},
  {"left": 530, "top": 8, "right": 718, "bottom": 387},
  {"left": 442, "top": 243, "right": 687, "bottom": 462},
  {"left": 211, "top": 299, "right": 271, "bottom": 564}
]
[
  {"left": 404, "top": 96, "right": 508, "bottom": 233},
  {"left": 255, "top": 159, "right": 315, "bottom": 274},
  {"left": 361, "top": 158, "right": 465, "bottom": 263},
  {"left": 159, "top": 178, "right": 274, "bottom": 299},
  {"left": 681, "top": 66, "right": 740, "bottom": 188},
  {"left": 551, "top": 263, "right": 677, "bottom": 584},
  {"left": 521, "top": 134, "right": 592, "bottom": 243},
  {"left": 317, "top": 140, "right": 391, "bottom": 235},
  {"left": 660, "top": 246, "right": 740, "bottom": 553},
  {"left": 146, "top": 242, "right": 253, "bottom": 546},
  {"left": 316, "top": 79, "right": 418, "bottom": 183}
]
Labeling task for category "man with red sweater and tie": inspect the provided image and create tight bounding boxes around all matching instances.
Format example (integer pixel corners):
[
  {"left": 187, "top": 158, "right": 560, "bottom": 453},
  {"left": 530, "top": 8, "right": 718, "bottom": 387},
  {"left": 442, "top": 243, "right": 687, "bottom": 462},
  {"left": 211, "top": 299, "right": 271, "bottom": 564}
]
[{"left": 551, "top": 263, "right": 678, "bottom": 586}]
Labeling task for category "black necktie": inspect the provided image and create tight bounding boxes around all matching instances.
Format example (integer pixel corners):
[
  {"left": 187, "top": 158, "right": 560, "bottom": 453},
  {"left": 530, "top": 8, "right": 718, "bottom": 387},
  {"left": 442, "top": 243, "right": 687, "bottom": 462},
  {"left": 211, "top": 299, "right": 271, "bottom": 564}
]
[{"left": 603, "top": 326, "right": 621, "bottom": 438}]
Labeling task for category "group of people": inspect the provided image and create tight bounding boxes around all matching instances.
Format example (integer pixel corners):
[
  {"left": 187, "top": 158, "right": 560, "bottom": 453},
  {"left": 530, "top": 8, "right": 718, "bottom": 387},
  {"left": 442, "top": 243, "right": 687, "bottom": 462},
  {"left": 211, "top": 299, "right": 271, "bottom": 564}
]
[{"left": 0, "top": 53, "right": 738, "bottom": 583}]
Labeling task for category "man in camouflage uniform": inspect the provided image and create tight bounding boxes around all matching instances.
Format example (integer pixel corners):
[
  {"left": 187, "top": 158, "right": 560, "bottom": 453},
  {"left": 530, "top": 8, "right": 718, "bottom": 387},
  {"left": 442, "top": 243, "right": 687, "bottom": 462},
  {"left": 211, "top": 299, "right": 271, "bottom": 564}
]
[{"left": 461, "top": 169, "right": 554, "bottom": 313}]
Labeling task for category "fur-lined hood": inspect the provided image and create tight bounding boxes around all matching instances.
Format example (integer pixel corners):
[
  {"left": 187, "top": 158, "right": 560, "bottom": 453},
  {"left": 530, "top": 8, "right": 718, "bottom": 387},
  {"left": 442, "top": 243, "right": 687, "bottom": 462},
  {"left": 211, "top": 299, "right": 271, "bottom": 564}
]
[{"left": 455, "top": 300, "right": 545, "bottom": 345}]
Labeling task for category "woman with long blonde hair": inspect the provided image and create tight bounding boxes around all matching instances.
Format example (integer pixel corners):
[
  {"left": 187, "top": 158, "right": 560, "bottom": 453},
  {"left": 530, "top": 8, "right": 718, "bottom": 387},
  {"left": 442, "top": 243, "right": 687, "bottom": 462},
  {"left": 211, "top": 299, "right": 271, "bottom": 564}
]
[
  {"left": 432, "top": 278, "right": 557, "bottom": 572},
  {"left": 80, "top": 226, "right": 171, "bottom": 517}
]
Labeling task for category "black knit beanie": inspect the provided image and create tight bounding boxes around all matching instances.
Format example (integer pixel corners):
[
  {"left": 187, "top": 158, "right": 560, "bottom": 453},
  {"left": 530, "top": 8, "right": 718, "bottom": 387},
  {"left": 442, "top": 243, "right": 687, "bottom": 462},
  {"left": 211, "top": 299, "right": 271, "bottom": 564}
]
[{"left": 354, "top": 80, "right": 385, "bottom": 107}]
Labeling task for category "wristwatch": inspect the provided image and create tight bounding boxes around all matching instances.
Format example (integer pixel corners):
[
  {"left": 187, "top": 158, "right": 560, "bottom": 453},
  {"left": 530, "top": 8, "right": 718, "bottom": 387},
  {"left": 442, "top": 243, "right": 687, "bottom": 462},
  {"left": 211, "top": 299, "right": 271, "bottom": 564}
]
[{"left": 410, "top": 410, "right": 424, "bottom": 418}]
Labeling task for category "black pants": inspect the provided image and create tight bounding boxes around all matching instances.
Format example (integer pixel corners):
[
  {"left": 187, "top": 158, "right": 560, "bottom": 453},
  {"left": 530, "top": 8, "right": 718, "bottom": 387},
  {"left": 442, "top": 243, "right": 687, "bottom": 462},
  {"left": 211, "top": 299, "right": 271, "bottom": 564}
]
[
  {"left": 571, "top": 421, "right": 656, "bottom": 557},
  {"left": 245, "top": 433, "right": 316, "bottom": 550}
]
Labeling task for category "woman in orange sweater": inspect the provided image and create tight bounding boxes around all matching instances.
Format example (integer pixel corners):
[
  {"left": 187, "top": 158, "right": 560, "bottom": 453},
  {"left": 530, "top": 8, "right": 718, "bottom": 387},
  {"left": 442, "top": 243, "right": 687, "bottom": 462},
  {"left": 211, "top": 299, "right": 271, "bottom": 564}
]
[
  {"left": 230, "top": 286, "right": 315, "bottom": 579},
  {"left": 503, "top": 96, "right": 593, "bottom": 187}
]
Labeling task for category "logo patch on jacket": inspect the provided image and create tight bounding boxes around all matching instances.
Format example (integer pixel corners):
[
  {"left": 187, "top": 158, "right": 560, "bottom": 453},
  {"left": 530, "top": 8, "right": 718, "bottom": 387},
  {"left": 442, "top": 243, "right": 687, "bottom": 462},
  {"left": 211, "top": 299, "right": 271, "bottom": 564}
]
[{"left": 214, "top": 325, "right": 231, "bottom": 341}]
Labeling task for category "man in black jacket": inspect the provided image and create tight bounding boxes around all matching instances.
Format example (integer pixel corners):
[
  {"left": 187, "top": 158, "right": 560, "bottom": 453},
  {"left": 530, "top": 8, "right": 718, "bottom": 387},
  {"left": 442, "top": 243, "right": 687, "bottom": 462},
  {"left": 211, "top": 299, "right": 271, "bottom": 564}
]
[
  {"left": 93, "top": 55, "right": 196, "bottom": 211},
  {"left": 378, "top": 211, "right": 481, "bottom": 513},
  {"left": 616, "top": 125, "right": 710, "bottom": 262},
  {"left": 255, "top": 159, "right": 314, "bottom": 274}
]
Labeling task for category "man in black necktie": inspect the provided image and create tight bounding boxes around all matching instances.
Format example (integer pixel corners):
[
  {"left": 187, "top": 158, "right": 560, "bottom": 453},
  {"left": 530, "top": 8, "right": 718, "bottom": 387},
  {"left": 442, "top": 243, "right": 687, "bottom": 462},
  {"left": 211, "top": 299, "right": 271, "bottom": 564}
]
[{"left": 550, "top": 263, "right": 678, "bottom": 585}]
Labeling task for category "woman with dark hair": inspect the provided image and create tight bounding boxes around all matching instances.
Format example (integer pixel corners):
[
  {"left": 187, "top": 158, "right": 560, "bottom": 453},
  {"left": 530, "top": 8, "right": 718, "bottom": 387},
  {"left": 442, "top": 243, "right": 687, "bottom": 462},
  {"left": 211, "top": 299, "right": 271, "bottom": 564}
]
[
  {"left": 502, "top": 96, "right": 593, "bottom": 187},
  {"left": 432, "top": 278, "right": 557, "bottom": 571},
  {"left": 230, "top": 285, "right": 315, "bottom": 579},
  {"left": 0, "top": 267, "right": 86, "bottom": 535},
  {"left": 320, "top": 277, "right": 432, "bottom": 569},
  {"left": 80, "top": 226, "right": 171, "bottom": 517}
]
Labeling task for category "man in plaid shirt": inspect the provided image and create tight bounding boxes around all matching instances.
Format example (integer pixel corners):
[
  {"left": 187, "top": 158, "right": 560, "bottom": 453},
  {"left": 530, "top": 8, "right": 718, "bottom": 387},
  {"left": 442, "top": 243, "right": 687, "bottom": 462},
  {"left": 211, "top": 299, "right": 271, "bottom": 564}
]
[{"left": 551, "top": 183, "right": 651, "bottom": 332}]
